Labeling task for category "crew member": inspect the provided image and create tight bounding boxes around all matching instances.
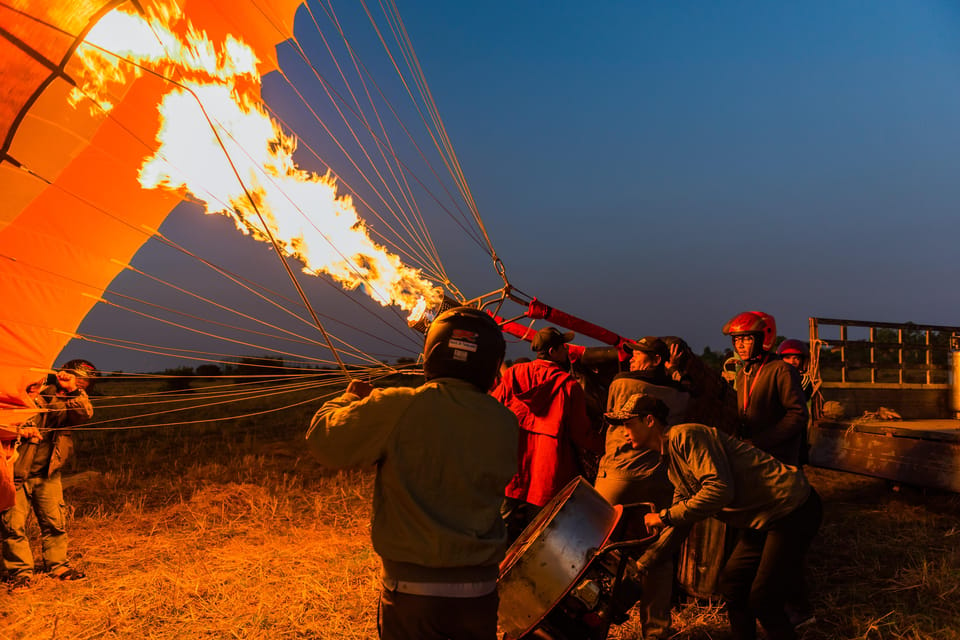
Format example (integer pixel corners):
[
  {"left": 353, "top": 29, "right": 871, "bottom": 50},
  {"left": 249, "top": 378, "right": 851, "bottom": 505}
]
[
  {"left": 493, "top": 327, "right": 604, "bottom": 543},
  {"left": 661, "top": 335, "right": 739, "bottom": 434},
  {"left": 595, "top": 336, "right": 688, "bottom": 640},
  {"left": 2, "top": 360, "right": 97, "bottom": 589},
  {"left": 722, "top": 311, "right": 808, "bottom": 465},
  {"left": 609, "top": 394, "right": 822, "bottom": 640},
  {"left": 306, "top": 307, "right": 517, "bottom": 640},
  {"left": 777, "top": 339, "right": 813, "bottom": 401}
]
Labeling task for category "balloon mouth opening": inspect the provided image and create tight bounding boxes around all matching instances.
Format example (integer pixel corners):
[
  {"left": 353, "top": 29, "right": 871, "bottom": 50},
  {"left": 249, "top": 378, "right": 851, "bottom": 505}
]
[{"left": 407, "top": 295, "right": 463, "bottom": 334}]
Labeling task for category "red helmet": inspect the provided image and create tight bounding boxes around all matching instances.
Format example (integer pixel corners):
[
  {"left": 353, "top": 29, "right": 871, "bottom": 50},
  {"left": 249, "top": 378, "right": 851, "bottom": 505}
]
[
  {"left": 751, "top": 311, "right": 777, "bottom": 351},
  {"left": 776, "top": 339, "right": 809, "bottom": 358},
  {"left": 722, "top": 311, "right": 777, "bottom": 352}
]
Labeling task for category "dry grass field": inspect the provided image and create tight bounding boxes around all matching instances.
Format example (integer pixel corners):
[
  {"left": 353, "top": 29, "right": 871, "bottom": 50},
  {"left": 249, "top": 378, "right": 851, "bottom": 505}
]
[{"left": 2, "top": 378, "right": 959, "bottom": 639}]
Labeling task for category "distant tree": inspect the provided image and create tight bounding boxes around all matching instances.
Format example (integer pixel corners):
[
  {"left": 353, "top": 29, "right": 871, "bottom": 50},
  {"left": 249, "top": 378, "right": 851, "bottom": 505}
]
[
  {"left": 699, "top": 346, "right": 726, "bottom": 372},
  {"left": 162, "top": 366, "right": 194, "bottom": 392},
  {"left": 196, "top": 364, "right": 221, "bottom": 377},
  {"left": 235, "top": 355, "right": 287, "bottom": 378}
]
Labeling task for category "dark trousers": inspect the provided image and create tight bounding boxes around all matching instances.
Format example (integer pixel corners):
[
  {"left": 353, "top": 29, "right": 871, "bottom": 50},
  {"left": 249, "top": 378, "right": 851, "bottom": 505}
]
[
  {"left": 500, "top": 497, "right": 542, "bottom": 545},
  {"left": 718, "top": 489, "right": 823, "bottom": 640},
  {"left": 377, "top": 588, "right": 499, "bottom": 640}
]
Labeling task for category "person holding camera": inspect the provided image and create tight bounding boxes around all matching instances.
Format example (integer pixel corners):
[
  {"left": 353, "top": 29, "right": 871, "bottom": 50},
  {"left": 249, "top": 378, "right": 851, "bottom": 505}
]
[{"left": 1, "top": 359, "right": 96, "bottom": 589}]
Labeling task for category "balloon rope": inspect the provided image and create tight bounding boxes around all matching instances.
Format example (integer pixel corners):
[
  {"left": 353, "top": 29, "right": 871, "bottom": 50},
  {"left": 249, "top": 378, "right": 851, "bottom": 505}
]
[
  {"left": 95, "top": 377, "right": 337, "bottom": 407},
  {"left": 347, "top": 0, "right": 482, "bottom": 245},
  {"left": 46, "top": 28, "right": 353, "bottom": 377},
  {"left": 73, "top": 366, "right": 412, "bottom": 432},
  {"left": 108, "top": 287, "right": 347, "bottom": 351},
  {"left": 6, "top": 217, "right": 423, "bottom": 361},
  {"left": 381, "top": 0, "right": 502, "bottom": 270},
  {"left": 78, "top": 386, "right": 342, "bottom": 431},
  {"left": 114, "top": 286, "right": 388, "bottom": 360},
  {"left": 146, "top": 232, "right": 422, "bottom": 351},
  {"left": 253, "top": 0, "right": 482, "bottom": 288},
  {"left": 267, "top": 95, "right": 449, "bottom": 283},
  {"left": 9, "top": 257, "right": 351, "bottom": 368},
  {"left": 306, "top": 2, "right": 446, "bottom": 274},
  {"left": 81, "top": 378, "right": 330, "bottom": 426},
  {"left": 113, "top": 264, "right": 392, "bottom": 362},
  {"left": 268, "top": 65, "right": 454, "bottom": 286},
  {"left": 88, "top": 295, "right": 351, "bottom": 368},
  {"left": 293, "top": 3, "right": 489, "bottom": 252},
  {"left": 93, "top": 364, "right": 418, "bottom": 406},
  {"left": 78, "top": 331, "right": 349, "bottom": 369},
  {"left": 284, "top": 16, "right": 444, "bottom": 278}
]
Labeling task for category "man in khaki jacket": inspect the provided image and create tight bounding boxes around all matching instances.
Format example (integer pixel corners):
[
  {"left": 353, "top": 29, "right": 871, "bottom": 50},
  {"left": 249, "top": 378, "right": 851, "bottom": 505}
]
[{"left": 307, "top": 307, "right": 518, "bottom": 640}]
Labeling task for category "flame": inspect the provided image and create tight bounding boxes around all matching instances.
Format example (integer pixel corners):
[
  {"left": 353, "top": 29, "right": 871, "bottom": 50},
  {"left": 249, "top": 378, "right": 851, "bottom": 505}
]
[{"left": 76, "top": 2, "right": 442, "bottom": 315}]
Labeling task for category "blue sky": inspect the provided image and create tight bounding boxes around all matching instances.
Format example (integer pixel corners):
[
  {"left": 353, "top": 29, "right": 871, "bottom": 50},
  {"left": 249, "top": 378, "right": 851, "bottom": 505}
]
[
  {"left": 389, "top": 1, "right": 960, "bottom": 353},
  {"left": 60, "top": 1, "right": 960, "bottom": 371}
]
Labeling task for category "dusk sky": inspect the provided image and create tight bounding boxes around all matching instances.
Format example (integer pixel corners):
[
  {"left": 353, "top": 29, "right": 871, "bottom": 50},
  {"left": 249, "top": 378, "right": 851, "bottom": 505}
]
[
  {"left": 56, "top": 0, "right": 960, "bottom": 372},
  {"left": 393, "top": 1, "right": 960, "bottom": 354}
]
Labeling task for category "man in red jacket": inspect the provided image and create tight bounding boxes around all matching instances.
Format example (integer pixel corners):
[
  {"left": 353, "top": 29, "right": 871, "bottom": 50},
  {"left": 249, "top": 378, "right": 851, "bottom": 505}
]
[{"left": 493, "top": 327, "right": 605, "bottom": 542}]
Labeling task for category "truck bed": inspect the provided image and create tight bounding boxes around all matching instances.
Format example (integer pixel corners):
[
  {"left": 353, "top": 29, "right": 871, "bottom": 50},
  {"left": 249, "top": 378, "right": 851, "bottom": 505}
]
[{"left": 809, "top": 418, "right": 960, "bottom": 493}]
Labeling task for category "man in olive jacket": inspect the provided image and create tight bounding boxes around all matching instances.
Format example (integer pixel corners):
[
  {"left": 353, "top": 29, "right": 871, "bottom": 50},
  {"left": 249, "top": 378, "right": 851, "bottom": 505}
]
[
  {"left": 609, "top": 394, "right": 821, "bottom": 640},
  {"left": 306, "top": 308, "right": 518, "bottom": 640}
]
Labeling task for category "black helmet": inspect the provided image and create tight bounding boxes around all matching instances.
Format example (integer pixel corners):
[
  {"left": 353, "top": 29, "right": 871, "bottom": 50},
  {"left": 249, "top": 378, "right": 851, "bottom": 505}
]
[
  {"left": 60, "top": 359, "right": 98, "bottom": 390},
  {"left": 423, "top": 307, "right": 505, "bottom": 391}
]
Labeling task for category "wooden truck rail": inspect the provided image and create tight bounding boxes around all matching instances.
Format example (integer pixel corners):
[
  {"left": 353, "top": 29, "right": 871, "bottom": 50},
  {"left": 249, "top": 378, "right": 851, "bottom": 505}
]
[{"left": 807, "top": 317, "right": 960, "bottom": 492}]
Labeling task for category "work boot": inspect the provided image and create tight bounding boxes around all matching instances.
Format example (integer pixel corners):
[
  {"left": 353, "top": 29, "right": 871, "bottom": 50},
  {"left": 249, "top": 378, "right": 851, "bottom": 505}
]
[
  {"left": 53, "top": 567, "right": 87, "bottom": 581},
  {"left": 6, "top": 571, "right": 34, "bottom": 592}
]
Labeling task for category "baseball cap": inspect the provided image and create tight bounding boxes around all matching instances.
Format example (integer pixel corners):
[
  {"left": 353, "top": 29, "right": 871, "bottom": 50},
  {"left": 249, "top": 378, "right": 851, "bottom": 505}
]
[
  {"left": 622, "top": 336, "right": 669, "bottom": 362},
  {"left": 530, "top": 327, "right": 574, "bottom": 352},
  {"left": 604, "top": 394, "right": 669, "bottom": 424}
]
